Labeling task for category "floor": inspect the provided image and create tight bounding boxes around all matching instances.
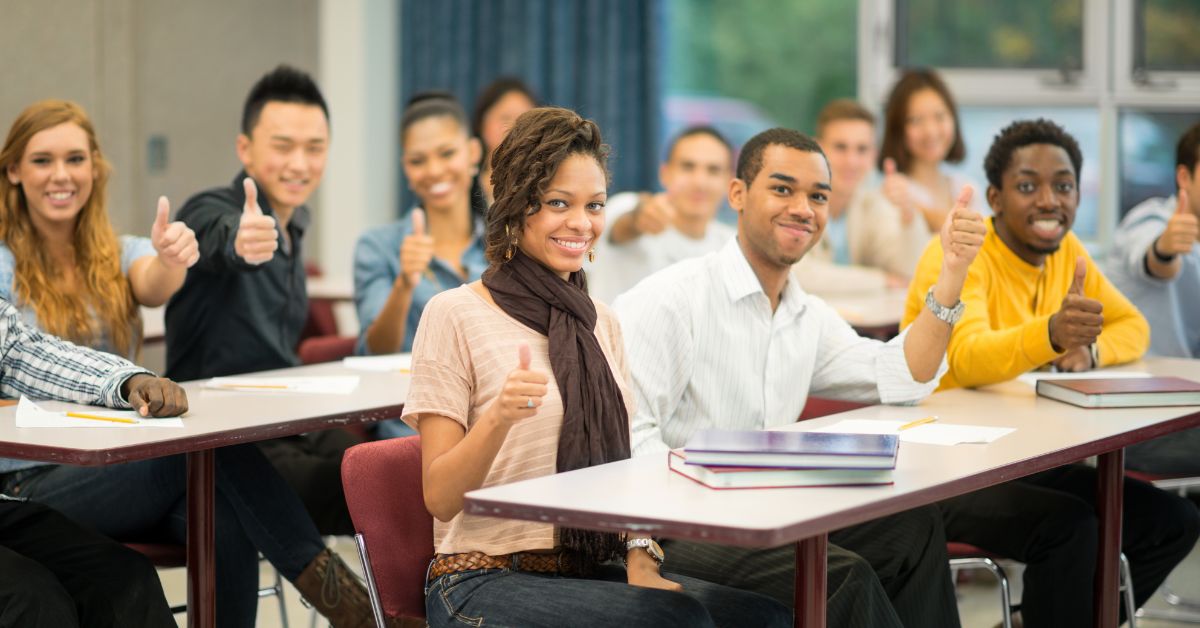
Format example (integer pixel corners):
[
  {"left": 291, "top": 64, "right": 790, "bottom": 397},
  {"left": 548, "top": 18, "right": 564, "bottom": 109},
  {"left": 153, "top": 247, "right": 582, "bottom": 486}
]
[{"left": 160, "top": 536, "right": 1200, "bottom": 627}]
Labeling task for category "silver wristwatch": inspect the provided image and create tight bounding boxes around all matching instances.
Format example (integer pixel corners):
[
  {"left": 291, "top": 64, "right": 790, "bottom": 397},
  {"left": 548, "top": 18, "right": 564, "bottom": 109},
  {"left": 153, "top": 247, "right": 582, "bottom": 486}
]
[
  {"left": 624, "top": 538, "right": 665, "bottom": 566},
  {"left": 924, "top": 286, "right": 964, "bottom": 326}
]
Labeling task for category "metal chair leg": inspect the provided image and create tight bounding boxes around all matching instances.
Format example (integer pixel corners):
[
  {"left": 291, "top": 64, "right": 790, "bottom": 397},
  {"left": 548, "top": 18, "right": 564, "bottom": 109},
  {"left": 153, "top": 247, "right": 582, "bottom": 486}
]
[
  {"left": 1121, "top": 553, "right": 1137, "bottom": 628},
  {"left": 950, "top": 556, "right": 1013, "bottom": 628}
]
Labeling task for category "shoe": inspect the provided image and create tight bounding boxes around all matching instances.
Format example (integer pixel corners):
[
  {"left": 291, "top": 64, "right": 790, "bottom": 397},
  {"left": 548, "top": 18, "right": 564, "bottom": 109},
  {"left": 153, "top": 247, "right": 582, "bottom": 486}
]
[{"left": 294, "top": 548, "right": 373, "bottom": 628}]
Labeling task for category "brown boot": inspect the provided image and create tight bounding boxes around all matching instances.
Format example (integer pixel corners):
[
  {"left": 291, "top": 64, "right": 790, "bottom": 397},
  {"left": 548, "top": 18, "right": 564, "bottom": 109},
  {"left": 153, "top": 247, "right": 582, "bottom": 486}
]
[{"left": 294, "top": 548, "right": 374, "bottom": 628}]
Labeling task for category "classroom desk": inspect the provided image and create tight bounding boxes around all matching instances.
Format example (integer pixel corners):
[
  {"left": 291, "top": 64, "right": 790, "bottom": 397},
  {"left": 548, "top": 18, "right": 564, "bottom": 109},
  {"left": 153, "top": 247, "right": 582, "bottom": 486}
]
[
  {"left": 824, "top": 288, "right": 908, "bottom": 339},
  {"left": 464, "top": 358, "right": 1200, "bottom": 627},
  {"left": 0, "top": 361, "right": 407, "bottom": 628}
]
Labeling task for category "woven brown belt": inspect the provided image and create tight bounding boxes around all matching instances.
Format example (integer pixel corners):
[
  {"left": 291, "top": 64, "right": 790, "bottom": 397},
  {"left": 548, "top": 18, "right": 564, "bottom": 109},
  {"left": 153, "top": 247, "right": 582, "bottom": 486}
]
[{"left": 428, "top": 550, "right": 582, "bottom": 579}]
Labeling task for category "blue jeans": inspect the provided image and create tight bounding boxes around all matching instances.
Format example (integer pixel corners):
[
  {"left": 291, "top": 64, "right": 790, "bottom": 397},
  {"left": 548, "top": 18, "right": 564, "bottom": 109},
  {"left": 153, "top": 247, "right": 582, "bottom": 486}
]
[
  {"left": 0, "top": 444, "right": 325, "bottom": 628},
  {"left": 426, "top": 565, "right": 791, "bottom": 628}
]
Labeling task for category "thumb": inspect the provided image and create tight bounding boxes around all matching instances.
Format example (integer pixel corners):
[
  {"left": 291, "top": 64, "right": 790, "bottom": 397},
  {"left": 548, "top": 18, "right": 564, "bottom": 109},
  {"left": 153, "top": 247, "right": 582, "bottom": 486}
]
[
  {"left": 953, "top": 185, "right": 973, "bottom": 213},
  {"left": 412, "top": 208, "right": 426, "bottom": 236},
  {"left": 1070, "top": 255, "right": 1087, "bottom": 295},
  {"left": 243, "top": 178, "right": 261, "bottom": 216},
  {"left": 153, "top": 196, "right": 170, "bottom": 232},
  {"left": 518, "top": 343, "right": 531, "bottom": 370},
  {"left": 1178, "top": 189, "right": 1190, "bottom": 216},
  {"left": 884, "top": 158, "right": 897, "bottom": 177}
]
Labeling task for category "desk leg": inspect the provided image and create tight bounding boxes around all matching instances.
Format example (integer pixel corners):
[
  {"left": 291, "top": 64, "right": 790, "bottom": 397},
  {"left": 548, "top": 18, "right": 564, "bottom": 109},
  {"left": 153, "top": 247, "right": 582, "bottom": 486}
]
[
  {"left": 187, "top": 449, "right": 216, "bottom": 628},
  {"left": 795, "top": 534, "right": 827, "bottom": 628},
  {"left": 1095, "top": 449, "right": 1124, "bottom": 628}
]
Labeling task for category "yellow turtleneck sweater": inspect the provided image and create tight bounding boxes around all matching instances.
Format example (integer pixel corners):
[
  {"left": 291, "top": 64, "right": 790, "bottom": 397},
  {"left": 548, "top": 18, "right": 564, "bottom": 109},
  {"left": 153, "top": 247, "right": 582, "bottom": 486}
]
[{"left": 902, "top": 220, "right": 1149, "bottom": 390}]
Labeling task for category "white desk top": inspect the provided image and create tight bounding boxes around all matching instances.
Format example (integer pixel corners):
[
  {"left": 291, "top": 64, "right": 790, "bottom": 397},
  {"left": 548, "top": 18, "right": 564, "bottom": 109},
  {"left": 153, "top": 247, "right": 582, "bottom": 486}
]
[
  {"left": 823, "top": 288, "right": 908, "bottom": 330},
  {"left": 0, "top": 362, "right": 407, "bottom": 466},
  {"left": 465, "top": 358, "right": 1200, "bottom": 547}
]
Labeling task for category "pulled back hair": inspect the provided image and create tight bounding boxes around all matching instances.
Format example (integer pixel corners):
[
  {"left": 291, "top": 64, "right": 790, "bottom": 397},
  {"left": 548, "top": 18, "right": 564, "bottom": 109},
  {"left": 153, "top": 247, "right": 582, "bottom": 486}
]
[
  {"left": 471, "top": 77, "right": 539, "bottom": 143},
  {"left": 241, "top": 64, "right": 329, "bottom": 136},
  {"left": 983, "top": 119, "right": 1083, "bottom": 189},
  {"left": 0, "top": 100, "right": 139, "bottom": 357},
  {"left": 401, "top": 91, "right": 469, "bottom": 140},
  {"left": 484, "top": 107, "right": 608, "bottom": 265}
]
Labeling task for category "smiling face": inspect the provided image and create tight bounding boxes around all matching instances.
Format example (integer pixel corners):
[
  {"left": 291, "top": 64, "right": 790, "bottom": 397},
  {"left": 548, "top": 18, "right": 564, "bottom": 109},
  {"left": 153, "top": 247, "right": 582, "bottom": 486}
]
[
  {"left": 904, "top": 88, "right": 956, "bottom": 167},
  {"left": 6, "top": 122, "right": 96, "bottom": 230},
  {"left": 818, "top": 118, "right": 877, "bottom": 196},
  {"left": 403, "top": 115, "right": 482, "bottom": 214},
  {"left": 236, "top": 101, "right": 329, "bottom": 214},
  {"left": 660, "top": 133, "right": 732, "bottom": 221},
  {"left": 988, "top": 143, "right": 1079, "bottom": 266},
  {"left": 518, "top": 153, "right": 607, "bottom": 279},
  {"left": 731, "top": 144, "right": 830, "bottom": 270},
  {"left": 481, "top": 90, "right": 536, "bottom": 153}
]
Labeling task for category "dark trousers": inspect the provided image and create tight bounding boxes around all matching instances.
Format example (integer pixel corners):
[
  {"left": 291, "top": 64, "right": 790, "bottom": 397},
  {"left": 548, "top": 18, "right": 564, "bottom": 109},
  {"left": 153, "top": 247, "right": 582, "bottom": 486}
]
[
  {"left": 940, "top": 464, "right": 1200, "bottom": 628},
  {"left": 0, "top": 498, "right": 174, "bottom": 628},
  {"left": 257, "top": 430, "right": 362, "bottom": 535},
  {"left": 661, "top": 505, "right": 960, "bottom": 628}
]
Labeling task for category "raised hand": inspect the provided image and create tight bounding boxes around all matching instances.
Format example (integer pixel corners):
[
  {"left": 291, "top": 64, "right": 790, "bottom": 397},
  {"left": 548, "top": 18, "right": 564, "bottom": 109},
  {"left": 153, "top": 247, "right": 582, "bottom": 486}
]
[
  {"left": 881, "top": 158, "right": 915, "bottom": 225},
  {"left": 150, "top": 196, "right": 199, "bottom": 268},
  {"left": 488, "top": 344, "right": 549, "bottom": 427},
  {"left": 1048, "top": 256, "right": 1104, "bottom": 352},
  {"left": 631, "top": 192, "right": 676, "bottom": 236},
  {"left": 1155, "top": 189, "right": 1198, "bottom": 257},
  {"left": 938, "top": 185, "right": 986, "bottom": 276},
  {"left": 399, "top": 208, "right": 436, "bottom": 289},
  {"left": 233, "top": 178, "right": 279, "bottom": 265}
]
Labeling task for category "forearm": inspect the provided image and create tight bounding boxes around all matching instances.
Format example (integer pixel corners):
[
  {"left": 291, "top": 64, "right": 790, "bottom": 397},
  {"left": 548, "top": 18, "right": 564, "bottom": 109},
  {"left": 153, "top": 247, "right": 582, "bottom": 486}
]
[
  {"left": 364, "top": 281, "right": 415, "bottom": 354},
  {"left": 608, "top": 211, "right": 640, "bottom": 245},
  {"left": 1095, "top": 310, "right": 1151, "bottom": 367},
  {"left": 422, "top": 411, "right": 513, "bottom": 521},
  {"left": 1145, "top": 242, "right": 1183, "bottom": 279},
  {"left": 901, "top": 269, "right": 964, "bottom": 382},
  {"left": 131, "top": 257, "right": 187, "bottom": 307}
]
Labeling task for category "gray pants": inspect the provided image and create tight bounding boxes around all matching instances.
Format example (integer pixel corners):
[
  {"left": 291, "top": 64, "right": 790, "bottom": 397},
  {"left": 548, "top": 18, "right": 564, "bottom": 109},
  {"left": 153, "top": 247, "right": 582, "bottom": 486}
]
[{"left": 661, "top": 505, "right": 959, "bottom": 628}]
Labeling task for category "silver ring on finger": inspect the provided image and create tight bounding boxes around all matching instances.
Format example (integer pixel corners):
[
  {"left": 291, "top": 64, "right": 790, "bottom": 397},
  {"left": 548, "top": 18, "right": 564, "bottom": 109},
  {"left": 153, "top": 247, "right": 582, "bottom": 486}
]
[{"left": 526, "top": 397, "right": 534, "bottom": 408}]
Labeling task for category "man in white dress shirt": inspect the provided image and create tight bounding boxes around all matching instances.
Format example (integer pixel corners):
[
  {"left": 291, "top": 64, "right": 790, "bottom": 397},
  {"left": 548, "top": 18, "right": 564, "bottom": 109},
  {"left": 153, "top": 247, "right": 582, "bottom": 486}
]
[{"left": 614, "top": 127, "right": 986, "bottom": 627}]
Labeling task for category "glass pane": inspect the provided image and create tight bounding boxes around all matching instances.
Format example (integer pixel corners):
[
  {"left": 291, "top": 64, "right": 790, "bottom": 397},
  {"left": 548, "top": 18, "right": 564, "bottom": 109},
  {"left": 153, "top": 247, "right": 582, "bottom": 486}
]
[
  {"left": 1135, "top": 0, "right": 1200, "bottom": 72},
  {"left": 953, "top": 107, "right": 1101, "bottom": 240},
  {"left": 1119, "top": 110, "right": 1200, "bottom": 216},
  {"left": 896, "top": 0, "right": 1083, "bottom": 71}
]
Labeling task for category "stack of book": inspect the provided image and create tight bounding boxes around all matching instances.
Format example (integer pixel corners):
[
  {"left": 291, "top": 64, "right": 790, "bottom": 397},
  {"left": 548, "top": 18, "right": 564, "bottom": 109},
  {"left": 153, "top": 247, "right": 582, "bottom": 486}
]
[
  {"left": 1036, "top": 376, "right": 1200, "bottom": 408},
  {"left": 669, "top": 429, "right": 898, "bottom": 489}
]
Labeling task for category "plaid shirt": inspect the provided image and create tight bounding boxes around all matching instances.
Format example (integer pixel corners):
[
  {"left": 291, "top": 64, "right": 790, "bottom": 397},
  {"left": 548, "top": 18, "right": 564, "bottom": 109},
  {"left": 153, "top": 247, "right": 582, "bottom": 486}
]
[{"left": 0, "top": 299, "right": 152, "bottom": 473}]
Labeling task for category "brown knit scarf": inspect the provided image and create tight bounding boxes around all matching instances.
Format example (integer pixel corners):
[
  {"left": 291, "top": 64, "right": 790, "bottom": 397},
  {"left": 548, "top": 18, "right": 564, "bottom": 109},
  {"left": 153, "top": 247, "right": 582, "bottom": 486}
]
[{"left": 481, "top": 249, "right": 631, "bottom": 567}]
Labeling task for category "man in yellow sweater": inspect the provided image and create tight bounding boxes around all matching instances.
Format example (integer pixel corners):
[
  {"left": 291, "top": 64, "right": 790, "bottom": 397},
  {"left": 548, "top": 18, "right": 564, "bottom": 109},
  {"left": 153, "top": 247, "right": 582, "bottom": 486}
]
[{"left": 902, "top": 119, "right": 1198, "bottom": 628}]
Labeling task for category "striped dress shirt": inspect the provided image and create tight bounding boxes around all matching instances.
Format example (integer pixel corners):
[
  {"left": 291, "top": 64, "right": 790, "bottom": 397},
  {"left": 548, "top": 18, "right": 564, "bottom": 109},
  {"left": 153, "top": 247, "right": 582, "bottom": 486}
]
[
  {"left": 0, "top": 299, "right": 152, "bottom": 473},
  {"left": 613, "top": 238, "right": 946, "bottom": 456}
]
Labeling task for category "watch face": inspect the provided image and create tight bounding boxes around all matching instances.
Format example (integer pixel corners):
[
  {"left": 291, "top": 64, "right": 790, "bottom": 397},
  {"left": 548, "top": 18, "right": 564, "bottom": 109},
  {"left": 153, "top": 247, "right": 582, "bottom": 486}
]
[{"left": 648, "top": 540, "right": 665, "bottom": 562}]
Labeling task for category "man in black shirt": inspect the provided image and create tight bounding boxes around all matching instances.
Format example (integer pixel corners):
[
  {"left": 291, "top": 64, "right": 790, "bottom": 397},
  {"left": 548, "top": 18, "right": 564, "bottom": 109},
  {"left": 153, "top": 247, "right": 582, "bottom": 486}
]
[{"left": 166, "top": 65, "right": 358, "bottom": 534}]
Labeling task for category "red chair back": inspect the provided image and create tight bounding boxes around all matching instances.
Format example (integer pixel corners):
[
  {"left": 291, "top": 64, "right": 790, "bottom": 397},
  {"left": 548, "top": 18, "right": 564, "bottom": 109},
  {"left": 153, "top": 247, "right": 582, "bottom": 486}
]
[
  {"left": 298, "top": 335, "right": 357, "bottom": 365},
  {"left": 341, "top": 435, "right": 432, "bottom": 619},
  {"left": 797, "top": 397, "right": 870, "bottom": 421}
]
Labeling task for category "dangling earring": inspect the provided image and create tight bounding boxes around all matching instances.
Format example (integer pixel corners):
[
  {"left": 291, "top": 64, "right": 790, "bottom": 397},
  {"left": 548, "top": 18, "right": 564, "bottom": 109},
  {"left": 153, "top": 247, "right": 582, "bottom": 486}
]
[
  {"left": 587, "top": 249, "right": 596, "bottom": 263},
  {"left": 504, "top": 224, "right": 516, "bottom": 261}
]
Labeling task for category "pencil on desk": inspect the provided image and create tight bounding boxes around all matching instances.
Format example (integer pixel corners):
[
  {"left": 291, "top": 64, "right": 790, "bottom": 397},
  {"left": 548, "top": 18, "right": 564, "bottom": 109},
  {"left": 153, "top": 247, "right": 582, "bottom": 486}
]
[
  {"left": 65, "top": 412, "right": 138, "bottom": 425},
  {"left": 898, "top": 416, "right": 937, "bottom": 431}
]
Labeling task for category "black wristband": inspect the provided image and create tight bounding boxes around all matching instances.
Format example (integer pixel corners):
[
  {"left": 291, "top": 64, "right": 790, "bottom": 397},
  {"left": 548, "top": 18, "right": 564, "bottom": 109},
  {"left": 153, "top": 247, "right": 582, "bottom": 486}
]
[{"left": 1152, "top": 238, "right": 1177, "bottom": 263}]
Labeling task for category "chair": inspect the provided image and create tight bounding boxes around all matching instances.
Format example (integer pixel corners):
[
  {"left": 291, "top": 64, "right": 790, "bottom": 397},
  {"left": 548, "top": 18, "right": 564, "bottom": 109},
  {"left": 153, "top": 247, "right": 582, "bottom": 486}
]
[
  {"left": 341, "top": 435, "right": 432, "bottom": 626},
  {"left": 125, "top": 541, "right": 289, "bottom": 625},
  {"left": 1126, "top": 470, "right": 1200, "bottom": 623},
  {"left": 298, "top": 335, "right": 358, "bottom": 365}
]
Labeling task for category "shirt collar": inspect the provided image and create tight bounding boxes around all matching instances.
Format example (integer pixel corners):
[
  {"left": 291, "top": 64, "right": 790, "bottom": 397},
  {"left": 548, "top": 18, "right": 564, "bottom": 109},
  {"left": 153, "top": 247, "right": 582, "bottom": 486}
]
[{"left": 717, "top": 237, "right": 809, "bottom": 317}]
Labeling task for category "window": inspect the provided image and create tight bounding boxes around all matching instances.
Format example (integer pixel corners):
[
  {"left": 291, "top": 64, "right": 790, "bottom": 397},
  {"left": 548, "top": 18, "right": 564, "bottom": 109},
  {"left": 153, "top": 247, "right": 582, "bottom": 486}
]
[{"left": 1119, "top": 110, "right": 1199, "bottom": 215}]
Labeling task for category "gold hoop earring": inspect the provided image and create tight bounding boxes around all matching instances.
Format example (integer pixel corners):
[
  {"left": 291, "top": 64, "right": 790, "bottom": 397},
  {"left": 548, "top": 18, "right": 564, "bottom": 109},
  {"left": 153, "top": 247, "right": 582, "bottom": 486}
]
[{"left": 587, "top": 249, "right": 596, "bottom": 263}]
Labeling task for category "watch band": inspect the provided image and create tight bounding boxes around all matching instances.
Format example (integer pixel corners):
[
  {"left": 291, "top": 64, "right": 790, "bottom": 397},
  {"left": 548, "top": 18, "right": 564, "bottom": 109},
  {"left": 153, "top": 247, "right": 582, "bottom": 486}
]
[{"left": 924, "top": 286, "right": 965, "bottom": 326}]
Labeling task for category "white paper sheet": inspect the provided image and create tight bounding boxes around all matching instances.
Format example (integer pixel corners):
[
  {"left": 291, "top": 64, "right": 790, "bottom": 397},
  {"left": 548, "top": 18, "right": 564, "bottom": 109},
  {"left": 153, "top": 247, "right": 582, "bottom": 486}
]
[
  {"left": 15, "top": 396, "right": 183, "bottom": 428},
  {"left": 203, "top": 376, "right": 360, "bottom": 395},
  {"left": 808, "top": 419, "right": 1014, "bottom": 446},
  {"left": 1016, "top": 370, "right": 1152, "bottom": 388},
  {"left": 342, "top": 353, "right": 411, "bottom": 372}
]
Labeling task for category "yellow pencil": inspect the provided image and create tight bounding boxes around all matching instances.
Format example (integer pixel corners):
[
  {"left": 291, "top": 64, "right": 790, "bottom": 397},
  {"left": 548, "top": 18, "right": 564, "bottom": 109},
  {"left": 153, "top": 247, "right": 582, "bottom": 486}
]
[
  {"left": 65, "top": 412, "right": 138, "bottom": 425},
  {"left": 898, "top": 416, "right": 937, "bottom": 431}
]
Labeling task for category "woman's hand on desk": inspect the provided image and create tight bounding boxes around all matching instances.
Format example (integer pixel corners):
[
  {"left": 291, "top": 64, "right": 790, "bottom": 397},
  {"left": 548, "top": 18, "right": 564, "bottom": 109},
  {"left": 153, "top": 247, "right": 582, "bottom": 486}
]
[
  {"left": 626, "top": 549, "right": 682, "bottom": 592},
  {"left": 122, "top": 374, "right": 188, "bottom": 417}
]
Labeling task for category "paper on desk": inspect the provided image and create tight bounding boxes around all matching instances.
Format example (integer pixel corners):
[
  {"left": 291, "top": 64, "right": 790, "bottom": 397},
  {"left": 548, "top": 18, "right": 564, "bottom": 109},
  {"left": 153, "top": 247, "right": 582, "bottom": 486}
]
[
  {"left": 15, "top": 396, "right": 183, "bottom": 428},
  {"left": 203, "top": 376, "right": 360, "bottom": 395},
  {"left": 1016, "top": 369, "right": 1152, "bottom": 388},
  {"left": 342, "top": 353, "right": 411, "bottom": 372},
  {"left": 809, "top": 419, "right": 1014, "bottom": 446}
]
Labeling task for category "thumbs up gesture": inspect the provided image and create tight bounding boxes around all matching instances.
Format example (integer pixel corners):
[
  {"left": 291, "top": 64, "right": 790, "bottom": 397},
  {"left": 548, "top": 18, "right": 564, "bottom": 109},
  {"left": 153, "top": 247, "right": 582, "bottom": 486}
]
[
  {"left": 881, "top": 158, "right": 916, "bottom": 225},
  {"left": 1048, "top": 256, "right": 1104, "bottom": 352},
  {"left": 234, "top": 178, "right": 279, "bottom": 265},
  {"left": 489, "top": 344, "right": 549, "bottom": 426},
  {"left": 399, "top": 208, "right": 436, "bottom": 290},
  {"left": 631, "top": 192, "right": 677, "bottom": 236},
  {"left": 1154, "top": 189, "right": 1199, "bottom": 257},
  {"left": 938, "top": 185, "right": 986, "bottom": 277},
  {"left": 150, "top": 196, "right": 199, "bottom": 268}
]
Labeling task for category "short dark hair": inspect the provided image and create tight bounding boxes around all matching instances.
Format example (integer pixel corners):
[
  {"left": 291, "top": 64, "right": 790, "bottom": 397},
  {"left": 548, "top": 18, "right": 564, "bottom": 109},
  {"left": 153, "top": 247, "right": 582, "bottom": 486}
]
[
  {"left": 663, "top": 125, "right": 733, "bottom": 164},
  {"left": 878, "top": 69, "right": 965, "bottom": 172},
  {"left": 400, "top": 91, "right": 469, "bottom": 141},
  {"left": 815, "top": 99, "right": 876, "bottom": 138},
  {"left": 983, "top": 119, "right": 1084, "bottom": 189},
  {"left": 1176, "top": 121, "right": 1200, "bottom": 177},
  {"left": 736, "top": 127, "right": 827, "bottom": 185},
  {"left": 241, "top": 65, "right": 329, "bottom": 136},
  {"left": 471, "top": 77, "right": 539, "bottom": 141}
]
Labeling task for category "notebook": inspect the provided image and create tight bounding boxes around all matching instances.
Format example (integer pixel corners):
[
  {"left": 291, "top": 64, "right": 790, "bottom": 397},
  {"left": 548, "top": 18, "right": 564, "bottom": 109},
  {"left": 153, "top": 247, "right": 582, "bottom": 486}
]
[
  {"left": 1035, "top": 376, "right": 1200, "bottom": 409},
  {"left": 668, "top": 450, "right": 894, "bottom": 489},
  {"left": 682, "top": 429, "right": 898, "bottom": 469}
]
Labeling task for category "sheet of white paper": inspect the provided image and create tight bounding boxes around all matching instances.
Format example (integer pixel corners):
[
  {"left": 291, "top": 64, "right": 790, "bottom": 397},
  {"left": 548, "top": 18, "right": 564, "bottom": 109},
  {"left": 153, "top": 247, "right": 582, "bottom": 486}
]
[
  {"left": 15, "top": 396, "right": 183, "bottom": 428},
  {"left": 203, "top": 376, "right": 360, "bottom": 395},
  {"left": 1016, "top": 370, "right": 1152, "bottom": 388},
  {"left": 342, "top": 353, "right": 411, "bottom": 372},
  {"left": 809, "top": 418, "right": 1014, "bottom": 446}
]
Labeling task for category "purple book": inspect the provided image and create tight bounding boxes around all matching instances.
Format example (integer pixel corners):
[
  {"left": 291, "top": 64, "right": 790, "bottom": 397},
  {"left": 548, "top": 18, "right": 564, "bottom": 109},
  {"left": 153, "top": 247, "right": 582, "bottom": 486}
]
[{"left": 682, "top": 429, "right": 899, "bottom": 469}]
